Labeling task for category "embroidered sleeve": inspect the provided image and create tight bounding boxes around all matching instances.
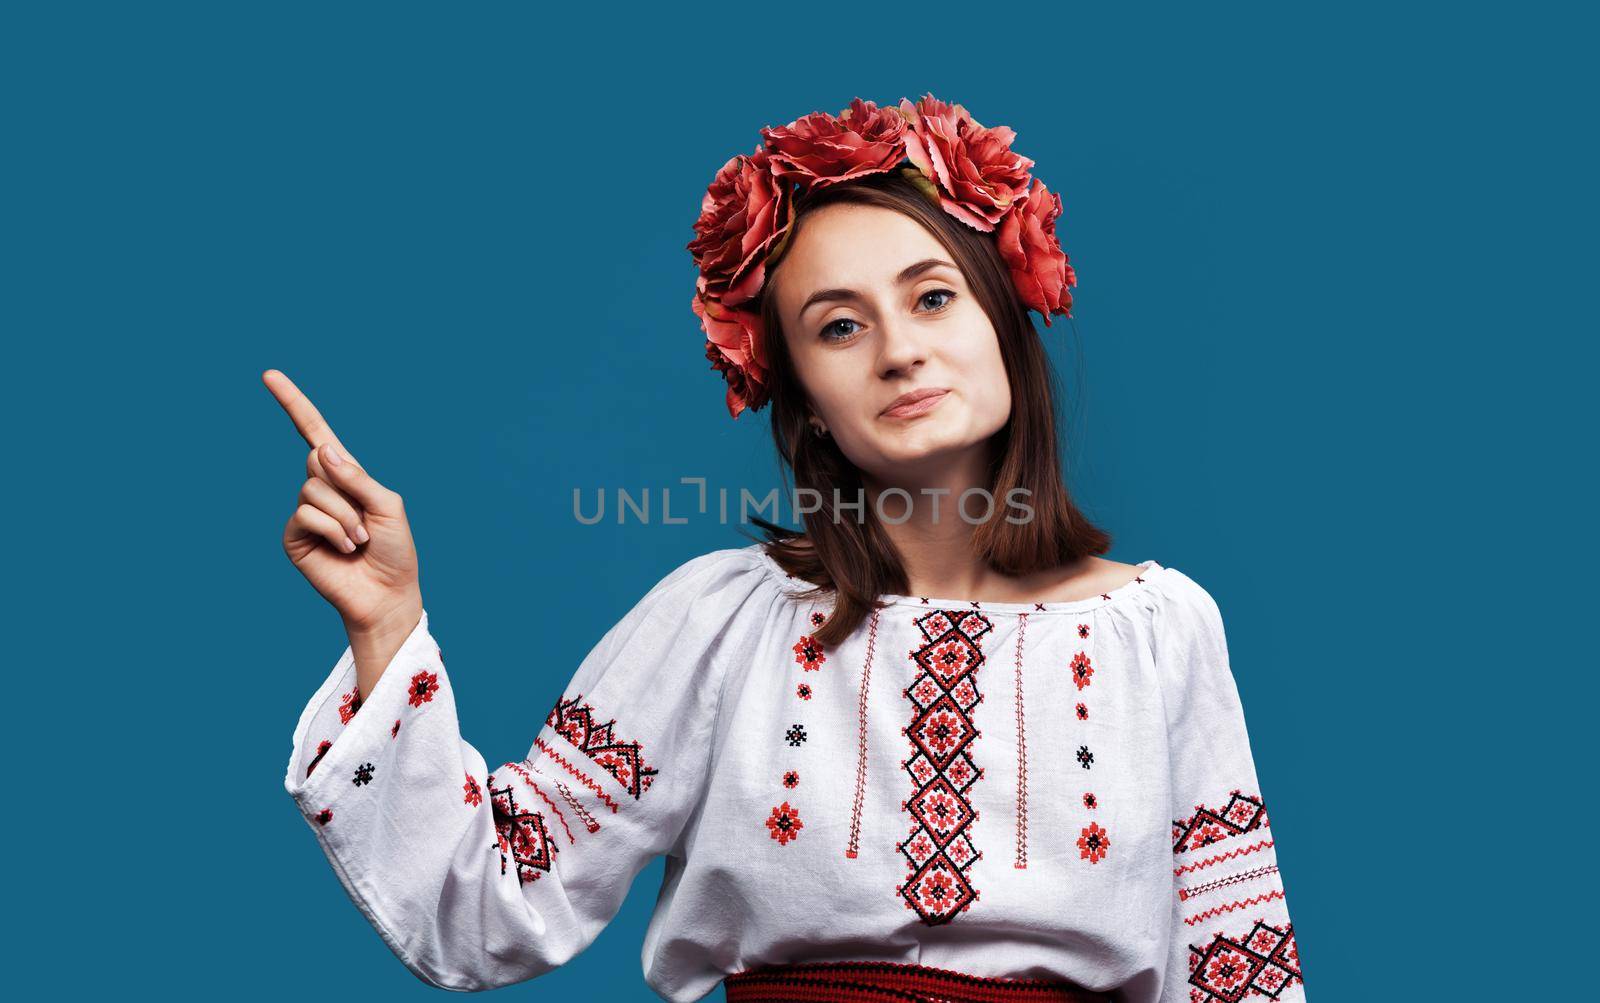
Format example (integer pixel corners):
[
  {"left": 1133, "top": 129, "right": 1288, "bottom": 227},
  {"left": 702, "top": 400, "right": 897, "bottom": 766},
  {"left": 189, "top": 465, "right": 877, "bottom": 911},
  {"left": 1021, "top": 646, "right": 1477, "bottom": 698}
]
[
  {"left": 282, "top": 548, "right": 764, "bottom": 991},
  {"left": 1155, "top": 572, "right": 1306, "bottom": 1003}
]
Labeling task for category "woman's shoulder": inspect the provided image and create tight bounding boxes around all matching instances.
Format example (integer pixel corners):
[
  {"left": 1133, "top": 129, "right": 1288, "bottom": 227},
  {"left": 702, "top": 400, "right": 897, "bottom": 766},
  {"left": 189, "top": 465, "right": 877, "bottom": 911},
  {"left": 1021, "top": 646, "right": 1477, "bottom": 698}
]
[{"left": 632, "top": 542, "right": 779, "bottom": 612}]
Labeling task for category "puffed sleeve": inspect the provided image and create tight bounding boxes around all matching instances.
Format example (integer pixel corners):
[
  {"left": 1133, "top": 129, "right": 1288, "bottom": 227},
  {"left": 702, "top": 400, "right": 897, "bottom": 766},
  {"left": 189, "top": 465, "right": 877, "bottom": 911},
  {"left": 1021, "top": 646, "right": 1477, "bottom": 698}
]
[
  {"left": 1154, "top": 570, "right": 1307, "bottom": 1002},
  {"left": 282, "top": 547, "right": 770, "bottom": 991}
]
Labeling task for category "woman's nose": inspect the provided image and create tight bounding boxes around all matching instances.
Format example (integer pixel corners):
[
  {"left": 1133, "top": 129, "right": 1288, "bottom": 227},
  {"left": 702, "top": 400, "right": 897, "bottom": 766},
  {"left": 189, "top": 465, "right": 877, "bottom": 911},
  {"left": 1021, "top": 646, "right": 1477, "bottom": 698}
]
[{"left": 875, "top": 313, "right": 927, "bottom": 378}]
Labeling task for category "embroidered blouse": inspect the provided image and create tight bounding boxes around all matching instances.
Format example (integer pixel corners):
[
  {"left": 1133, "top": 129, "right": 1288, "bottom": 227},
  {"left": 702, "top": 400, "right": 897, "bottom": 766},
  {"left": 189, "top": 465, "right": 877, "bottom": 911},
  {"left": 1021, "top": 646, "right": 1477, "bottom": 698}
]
[{"left": 284, "top": 542, "right": 1305, "bottom": 1002}]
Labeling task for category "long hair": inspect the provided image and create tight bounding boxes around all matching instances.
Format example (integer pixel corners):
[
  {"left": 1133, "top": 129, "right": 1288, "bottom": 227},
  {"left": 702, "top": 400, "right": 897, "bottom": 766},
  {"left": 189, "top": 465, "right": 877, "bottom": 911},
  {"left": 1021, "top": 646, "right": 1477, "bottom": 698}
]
[{"left": 745, "top": 170, "right": 1110, "bottom": 646}]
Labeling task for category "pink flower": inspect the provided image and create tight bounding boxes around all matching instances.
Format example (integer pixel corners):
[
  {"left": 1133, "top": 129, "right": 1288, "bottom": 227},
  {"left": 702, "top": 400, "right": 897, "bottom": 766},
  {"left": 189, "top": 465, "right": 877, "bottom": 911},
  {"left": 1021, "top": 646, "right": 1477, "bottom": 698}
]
[
  {"left": 687, "top": 145, "right": 792, "bottom": 308},
  {"left": 998, "top": 179, "right": 1076, "bottom": 324},
  {"left": 898, "top": 94, "right": 1034, "bottom": 232},
  {"left": 762, "top": 98, "right": 907, "bottom": 187}
]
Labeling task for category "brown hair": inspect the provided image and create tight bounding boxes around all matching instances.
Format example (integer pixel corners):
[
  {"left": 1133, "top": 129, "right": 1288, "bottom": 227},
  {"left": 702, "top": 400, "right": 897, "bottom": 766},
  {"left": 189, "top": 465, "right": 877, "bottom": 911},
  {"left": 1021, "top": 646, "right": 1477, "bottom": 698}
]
[{"left": 744, "top": 170, "right": 1110, "bottom": 646}]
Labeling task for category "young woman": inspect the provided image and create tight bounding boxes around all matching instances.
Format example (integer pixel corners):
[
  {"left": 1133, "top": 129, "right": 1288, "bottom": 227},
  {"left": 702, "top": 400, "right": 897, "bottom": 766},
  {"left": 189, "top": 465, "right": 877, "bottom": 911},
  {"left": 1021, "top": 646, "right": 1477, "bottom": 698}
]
[{"left": 272, "top": 95, "right": 1305, "bottom": 1003}]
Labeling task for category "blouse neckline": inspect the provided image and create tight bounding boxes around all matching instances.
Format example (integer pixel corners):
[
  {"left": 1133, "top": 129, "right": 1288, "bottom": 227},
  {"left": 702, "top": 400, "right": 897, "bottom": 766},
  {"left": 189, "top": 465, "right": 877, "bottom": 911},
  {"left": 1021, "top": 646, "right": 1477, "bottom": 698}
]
[{"left": 750, "top": 545, "right": 1166, "bottom": 616}]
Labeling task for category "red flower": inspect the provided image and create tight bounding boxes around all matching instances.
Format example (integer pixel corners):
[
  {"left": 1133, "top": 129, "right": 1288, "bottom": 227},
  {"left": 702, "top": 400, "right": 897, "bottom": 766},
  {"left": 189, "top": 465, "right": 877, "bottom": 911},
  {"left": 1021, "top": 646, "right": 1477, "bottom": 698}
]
[
  {"left": 463, "top": 773, "right": 483, "bottom": 807},
  {"left": 765, "top": 801, "right": 804, "bottom": 845},
  {"left": 898, "top": 94, "right": 1034, "bottom": 233},
  {"left": 762, "top": 98, "right": 907, "bottom": 188},
  {"left": 1070, "top": 651, "right": 1094, "bottom": 690},
  {"left": 1077, "top": 821, "right": 1111, "bottom": 863},
  {"left": 688, "top": 146, "right": 792, "bottom": 307},
  {"left": 998, "top": 179, "right": 1076, "bottom": 325},
  {"left": 793, "top": 634, "right": 827, "bottom": 671},
  {"left": 408, "top": 669, "right": 439, "bottom": 707},
  {"left": 688, "top": 145, "right": 794, "bottom": 418},
  {"left": 696, "top": 295, "right": 769, "bottom": 419}
]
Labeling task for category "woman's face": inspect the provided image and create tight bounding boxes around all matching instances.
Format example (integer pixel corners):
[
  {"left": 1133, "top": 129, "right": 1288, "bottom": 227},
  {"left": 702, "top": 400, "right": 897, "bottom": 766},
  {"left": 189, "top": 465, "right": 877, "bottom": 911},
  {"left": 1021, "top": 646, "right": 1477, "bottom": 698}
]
[{"left": 772, "top": 202, "right": 1012, "bottom": 484}]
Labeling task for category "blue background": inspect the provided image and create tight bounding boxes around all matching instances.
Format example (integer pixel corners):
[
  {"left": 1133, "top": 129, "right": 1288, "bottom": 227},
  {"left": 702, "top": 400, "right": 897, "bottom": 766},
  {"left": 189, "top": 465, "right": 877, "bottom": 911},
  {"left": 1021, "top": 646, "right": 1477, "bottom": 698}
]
[{"left": 7, "top": 2, "right": 1590, "bottom": 998}]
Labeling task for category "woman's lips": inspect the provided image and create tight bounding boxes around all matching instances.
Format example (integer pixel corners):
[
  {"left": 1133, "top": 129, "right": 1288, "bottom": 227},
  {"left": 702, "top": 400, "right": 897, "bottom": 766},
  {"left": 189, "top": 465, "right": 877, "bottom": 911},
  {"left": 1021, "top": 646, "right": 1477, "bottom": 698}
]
[{"left": 881, "top": 389, "right": 950, "bottom": 419}]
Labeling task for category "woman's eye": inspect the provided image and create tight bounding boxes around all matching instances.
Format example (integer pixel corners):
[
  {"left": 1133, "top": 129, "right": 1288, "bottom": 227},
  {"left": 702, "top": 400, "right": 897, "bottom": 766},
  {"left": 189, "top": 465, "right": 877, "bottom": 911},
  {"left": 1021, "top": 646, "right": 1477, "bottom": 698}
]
[
  {"left": 820, "top": 318, "right": 861, "bottom": 342},
  {"left": 919, "top": 288, "right": 956, "bottom": 312}
]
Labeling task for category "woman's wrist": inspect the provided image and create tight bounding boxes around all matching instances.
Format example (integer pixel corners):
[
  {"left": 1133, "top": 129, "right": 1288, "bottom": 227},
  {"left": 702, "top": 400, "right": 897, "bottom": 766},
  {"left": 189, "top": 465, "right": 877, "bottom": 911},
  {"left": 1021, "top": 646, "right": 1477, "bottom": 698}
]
[{"left": 345, "top": 595, "right": 425, "bottom": 700}]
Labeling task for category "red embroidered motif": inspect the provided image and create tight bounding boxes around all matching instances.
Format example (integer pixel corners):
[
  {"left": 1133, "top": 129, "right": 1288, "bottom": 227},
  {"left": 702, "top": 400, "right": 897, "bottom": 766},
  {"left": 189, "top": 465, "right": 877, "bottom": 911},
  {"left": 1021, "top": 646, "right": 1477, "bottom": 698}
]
[
  {"left": 1187, "top": 919, "right": 1302, "bottom": 1003},
  {"left": 793, "top": 633, "right": 827, "bottom": 671},
  {"left": 1077, "top": 821, "right": 1110, "bottom": 864},
  {"left": 1075, "top": 702, "right": 1088, "bottom": 721},
  {"left": 1070, "top": 651, "right": 1093, "bottom": 690},
  {"left": 487, "top": 773, "right": 558, "bottom": 884},
  {"left": 463, "top": 773, "right": 483, "bottom": 806},
  {"left": 1077, "top": 623, "right": 1090, "bottom": 639},
  {"left": 408, "top": 669, "right": 439, "bottom": 707},
  {"left": 390, "top": 719, "right": 400, "bottom": 738},
  {"left": 314, "top": 808, "right": 332, "bottom": 825},
  {"left": 547, "top": 694, "right": 659, "bottom": 800},
  {"left": 306, "top": 739, "right": 332, "bottom": 777},
  {"left": 766, "top": 801, "right": 804, "bottom": 845},
  {"left": 782, "top": 769, "right": 800, "bottom": 788},
  {"left": 897, "top": 608, "right": 992, "bottom": 925},
  {"left": 1174, "top": 791, "right": 1270, "bottom": 854},
  {"left": 1083, "top": 792, "right": 1097, "bottom": 809},
  {"left": 797, "top": 682, "right": 813, "bottom": 700},
  {"left": 338, "top": 685, "right": 362, "bottom": 724},
  {"left": 505, "top": 761, "right": 577, "bottom": 845},
  {"left": 532, "top": 735, "right": 620, "bottom": 814}
]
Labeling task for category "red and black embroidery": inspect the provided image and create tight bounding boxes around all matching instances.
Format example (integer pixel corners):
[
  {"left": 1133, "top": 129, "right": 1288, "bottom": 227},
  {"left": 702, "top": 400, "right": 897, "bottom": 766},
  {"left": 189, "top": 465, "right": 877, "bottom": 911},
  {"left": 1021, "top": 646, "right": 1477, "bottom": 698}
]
[
  {"left": 1077, "top": 623, "right": 1090, "bottom": 639},
  {"left": 897, "top": 608, "right": 992, "bottom": 925},
  {"left": 1187, "top": 919, "right": 1302, "bottom": 1002},
  {"left": 782, "top": 770, "right": 800, "bottom": 788},
  {"left": 390, "top": 719, "right": 400, "bottom": 738},
  {"left": 1070, "top": 651, "right": 1093, "bottom": 690},
  {"left": 547, "top": 694, "right": 659, "bottom": 800},
  {"left": 765, "top": 801, "right": 803, "bottom": 845},
  {"left": 1076, "top": 745, "right": 1094, "bottom": 769},
  {"left": 1077, "top": 821, "right": 1110, "bottom": 864},
  {"left": 487, "top": 773, "right": 558, "bottom": 884},
  {"left": 338, "top": 685, "right": 362, "bottom": 724},
  {"left": 1174, "top": 791, "right": 1270, "bottom": 854},
  {"left": 306, "top": 739, "right": 332, "bottom": 777},
  {"left": 463, "top": 773, "right": 483, "bottom": 806},
  {"left": 408, "top": 669, "right": 439, "bottom": 708},
  {"left": 793, "top": 633, "right": 827, "bottom": 671},
  {"left": 1075, "top": 702, "right": 1088, "bottom": 721},
  {"left": 810, "top": 611, "right": 827, "bottom": 628},
  {"left": 1082, "top": 792, "right": 1097, "bottom": 809},
  {"left": 314, "top": 808, "right": 333, "bottom": 825},
  {"left": 785, "top": 723, "right": 807, "bottom": 746},
  {"left": 532, "top": 735, "right": 620, "bottom": 814},
  {"left": 352, "top": 762, "right": 374, "bottom": 786},
  {"left": 796, "top": 682, "right": 812, "bottom": 700}
]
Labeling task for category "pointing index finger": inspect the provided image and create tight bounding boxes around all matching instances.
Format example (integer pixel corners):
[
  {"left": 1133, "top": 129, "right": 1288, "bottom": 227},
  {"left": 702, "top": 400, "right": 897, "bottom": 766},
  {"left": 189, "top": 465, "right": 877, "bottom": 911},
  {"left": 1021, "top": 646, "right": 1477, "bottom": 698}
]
[{"left": 261, "top": 369, "right": 356, "bottom": 460}]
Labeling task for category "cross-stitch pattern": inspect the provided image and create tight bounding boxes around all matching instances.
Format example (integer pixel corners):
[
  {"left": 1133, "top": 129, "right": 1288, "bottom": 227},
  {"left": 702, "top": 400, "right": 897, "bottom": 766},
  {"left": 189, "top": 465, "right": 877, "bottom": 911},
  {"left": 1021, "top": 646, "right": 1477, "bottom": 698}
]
[{"left": 896, "top": 608, "right": 992, "bottom": 925}]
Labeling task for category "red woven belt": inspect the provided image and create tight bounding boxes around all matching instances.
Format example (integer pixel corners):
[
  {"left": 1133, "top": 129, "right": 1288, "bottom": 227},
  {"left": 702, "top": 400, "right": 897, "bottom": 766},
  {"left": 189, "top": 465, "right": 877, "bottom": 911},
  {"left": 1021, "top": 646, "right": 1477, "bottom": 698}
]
[{"left": 721, "top": 960, "right": 1115, "bottom": 1003}]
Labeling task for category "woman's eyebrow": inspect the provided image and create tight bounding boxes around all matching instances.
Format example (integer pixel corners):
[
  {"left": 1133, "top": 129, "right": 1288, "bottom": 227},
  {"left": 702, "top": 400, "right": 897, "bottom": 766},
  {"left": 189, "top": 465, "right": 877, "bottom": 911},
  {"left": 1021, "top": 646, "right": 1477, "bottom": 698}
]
[{"left": 799, "top": 258, "right": 959, "bottom": 318}]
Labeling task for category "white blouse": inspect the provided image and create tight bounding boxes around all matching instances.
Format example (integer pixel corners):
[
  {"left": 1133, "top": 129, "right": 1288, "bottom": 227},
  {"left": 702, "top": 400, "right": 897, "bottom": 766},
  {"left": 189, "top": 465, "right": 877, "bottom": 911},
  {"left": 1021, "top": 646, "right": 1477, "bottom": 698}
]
[{"left": 284, "top": 543, "right": 1305, "bottom": 1002}]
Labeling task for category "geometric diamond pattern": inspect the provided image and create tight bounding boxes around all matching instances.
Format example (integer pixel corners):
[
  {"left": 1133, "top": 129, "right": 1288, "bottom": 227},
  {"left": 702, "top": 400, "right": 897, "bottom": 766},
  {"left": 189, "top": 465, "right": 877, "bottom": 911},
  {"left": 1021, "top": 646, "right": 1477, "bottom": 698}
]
[{"left": 896, "top": 608, "right": 992, "bottom": 925}]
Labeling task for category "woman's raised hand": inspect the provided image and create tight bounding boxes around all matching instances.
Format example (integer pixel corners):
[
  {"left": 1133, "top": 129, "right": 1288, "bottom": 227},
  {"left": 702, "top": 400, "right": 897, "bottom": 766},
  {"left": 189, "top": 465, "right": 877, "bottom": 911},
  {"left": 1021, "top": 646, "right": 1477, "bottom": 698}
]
[{"left": 263, "top": 369, "right": 424, "bottom": 649}]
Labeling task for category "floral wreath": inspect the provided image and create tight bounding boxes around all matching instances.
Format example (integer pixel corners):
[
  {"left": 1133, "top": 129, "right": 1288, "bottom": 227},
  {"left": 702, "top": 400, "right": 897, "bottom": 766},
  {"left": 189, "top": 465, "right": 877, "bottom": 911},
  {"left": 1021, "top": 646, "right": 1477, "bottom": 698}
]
[{"left": 688, "top": 94, "right": 1077, "bottom": 420}]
